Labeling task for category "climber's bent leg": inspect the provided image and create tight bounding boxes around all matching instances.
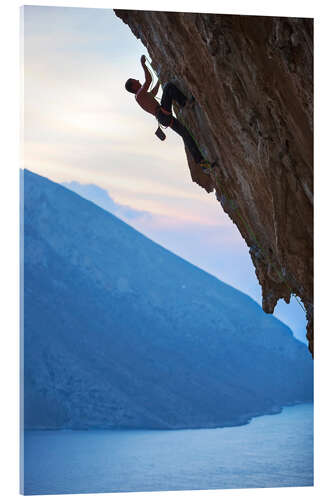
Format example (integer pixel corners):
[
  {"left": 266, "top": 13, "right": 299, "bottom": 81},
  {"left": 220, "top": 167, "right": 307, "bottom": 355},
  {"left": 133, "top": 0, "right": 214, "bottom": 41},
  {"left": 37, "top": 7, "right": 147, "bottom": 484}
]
[
  {"left": 161, "top": 82, "right": 187, "bottom": 112},
  {"left": 170, "top": 118, "right": 203, "bottom": 164}
]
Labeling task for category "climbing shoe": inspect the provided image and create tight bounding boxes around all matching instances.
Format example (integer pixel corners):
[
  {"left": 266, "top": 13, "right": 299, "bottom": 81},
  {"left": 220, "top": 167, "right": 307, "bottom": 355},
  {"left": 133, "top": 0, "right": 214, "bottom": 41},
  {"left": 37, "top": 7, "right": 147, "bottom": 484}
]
[{"left": 199, "top": 159, "right": 213, "bottom": 173}]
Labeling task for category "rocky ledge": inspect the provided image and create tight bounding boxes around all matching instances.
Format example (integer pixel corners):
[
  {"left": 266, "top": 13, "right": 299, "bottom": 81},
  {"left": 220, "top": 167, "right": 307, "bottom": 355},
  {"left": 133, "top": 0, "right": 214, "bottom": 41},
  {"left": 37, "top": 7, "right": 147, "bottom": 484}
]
[{"left": 114, "top": 10, "right": 313, "bottom": 355}]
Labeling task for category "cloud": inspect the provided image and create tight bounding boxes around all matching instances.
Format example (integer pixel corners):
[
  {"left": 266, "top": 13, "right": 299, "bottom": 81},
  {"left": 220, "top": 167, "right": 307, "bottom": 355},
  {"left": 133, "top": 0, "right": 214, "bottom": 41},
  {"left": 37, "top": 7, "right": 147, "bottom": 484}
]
[
  {"left": 62, "top": 180, "right": 251, "bottom": 254},
  {"left": 62, "top": 180, "right": 152, "bottom": 222}
]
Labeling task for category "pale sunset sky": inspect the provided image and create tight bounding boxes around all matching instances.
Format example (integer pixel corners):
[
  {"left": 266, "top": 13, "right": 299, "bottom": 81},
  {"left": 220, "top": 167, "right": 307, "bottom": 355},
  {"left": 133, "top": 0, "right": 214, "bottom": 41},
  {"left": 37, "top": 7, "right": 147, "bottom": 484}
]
[{"left": 22, "top": 4, "right": 308, "bottom": 342}]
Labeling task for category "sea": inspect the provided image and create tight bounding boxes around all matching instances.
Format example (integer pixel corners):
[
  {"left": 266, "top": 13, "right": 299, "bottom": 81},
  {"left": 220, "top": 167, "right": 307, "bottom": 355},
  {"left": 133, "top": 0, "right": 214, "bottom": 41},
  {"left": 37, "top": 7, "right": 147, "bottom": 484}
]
[{"left": 22, "top": 402, "right": 313, "bottom": 495}]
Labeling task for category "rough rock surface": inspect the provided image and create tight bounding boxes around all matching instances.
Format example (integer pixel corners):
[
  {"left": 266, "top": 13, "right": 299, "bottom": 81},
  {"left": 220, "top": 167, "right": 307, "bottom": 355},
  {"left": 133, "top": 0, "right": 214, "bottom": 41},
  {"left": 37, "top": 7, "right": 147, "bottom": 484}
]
[{"left": 114, "top": 10, "right": 313, "bottom": 355}]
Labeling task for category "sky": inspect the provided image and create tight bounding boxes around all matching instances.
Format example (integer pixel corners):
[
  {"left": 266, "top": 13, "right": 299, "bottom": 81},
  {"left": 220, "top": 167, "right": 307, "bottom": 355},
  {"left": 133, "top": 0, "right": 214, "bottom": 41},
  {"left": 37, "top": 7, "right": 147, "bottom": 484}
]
[{"left": 22, "top": 4, "right": 308, "bottom": 342}]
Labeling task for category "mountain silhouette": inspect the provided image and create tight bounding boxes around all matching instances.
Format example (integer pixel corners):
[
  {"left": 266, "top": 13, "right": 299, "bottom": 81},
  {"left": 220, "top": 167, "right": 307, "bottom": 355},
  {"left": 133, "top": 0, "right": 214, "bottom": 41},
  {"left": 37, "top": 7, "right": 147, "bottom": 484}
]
[{"left": 22, "top": 169, "right": 313, "bottom": 429}]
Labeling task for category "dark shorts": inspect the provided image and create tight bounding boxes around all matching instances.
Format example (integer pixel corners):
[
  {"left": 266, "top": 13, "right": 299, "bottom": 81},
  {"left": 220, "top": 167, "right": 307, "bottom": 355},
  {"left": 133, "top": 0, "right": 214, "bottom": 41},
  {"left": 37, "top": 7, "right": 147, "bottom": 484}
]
[{"left": 155, "top": 106, "right": 173, "bottom": 127}]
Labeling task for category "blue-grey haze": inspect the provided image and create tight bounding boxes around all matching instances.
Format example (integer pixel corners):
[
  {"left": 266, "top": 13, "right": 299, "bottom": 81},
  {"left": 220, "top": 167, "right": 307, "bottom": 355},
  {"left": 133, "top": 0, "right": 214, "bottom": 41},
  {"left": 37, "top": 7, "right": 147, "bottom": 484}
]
[{"left": 22, "top": 169, "right": 313, "bottom": 431}]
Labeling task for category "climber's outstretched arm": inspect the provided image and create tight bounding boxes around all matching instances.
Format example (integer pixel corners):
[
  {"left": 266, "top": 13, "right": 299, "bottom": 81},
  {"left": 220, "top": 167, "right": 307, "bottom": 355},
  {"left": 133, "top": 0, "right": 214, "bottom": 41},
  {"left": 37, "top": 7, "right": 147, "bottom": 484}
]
[{"left": 140, "top": 55, "right": 152, "bottom": 92}]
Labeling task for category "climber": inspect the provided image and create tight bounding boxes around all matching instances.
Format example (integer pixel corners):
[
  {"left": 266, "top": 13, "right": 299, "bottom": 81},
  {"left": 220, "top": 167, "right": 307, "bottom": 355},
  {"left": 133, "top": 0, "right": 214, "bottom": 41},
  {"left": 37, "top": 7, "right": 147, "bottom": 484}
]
[{"left": 125, "top": 55, "right": 212, "bottom": 172}]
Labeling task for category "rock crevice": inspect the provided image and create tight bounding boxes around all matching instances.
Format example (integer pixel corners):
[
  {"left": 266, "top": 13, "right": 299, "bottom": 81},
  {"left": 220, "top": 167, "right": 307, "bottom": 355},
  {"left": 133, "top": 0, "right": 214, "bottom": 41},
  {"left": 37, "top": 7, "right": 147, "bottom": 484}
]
[{"left": 114, "top": 10, "right": 313, "bottom": 355}]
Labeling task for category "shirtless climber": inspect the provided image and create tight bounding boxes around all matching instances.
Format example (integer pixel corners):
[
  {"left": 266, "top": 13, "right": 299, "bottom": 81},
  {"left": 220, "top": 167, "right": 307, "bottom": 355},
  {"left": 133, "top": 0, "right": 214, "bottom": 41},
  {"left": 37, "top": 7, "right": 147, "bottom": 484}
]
[{"left": 125, "top": 55, "right": 212, "bottom": 171}]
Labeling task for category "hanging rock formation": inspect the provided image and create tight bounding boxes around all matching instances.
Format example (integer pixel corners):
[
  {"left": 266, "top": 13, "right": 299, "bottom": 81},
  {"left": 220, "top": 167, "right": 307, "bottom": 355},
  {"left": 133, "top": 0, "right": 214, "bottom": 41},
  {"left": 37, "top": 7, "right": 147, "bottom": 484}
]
[{"left": 114, "top": 10, "right": 313, "bottom": 355}]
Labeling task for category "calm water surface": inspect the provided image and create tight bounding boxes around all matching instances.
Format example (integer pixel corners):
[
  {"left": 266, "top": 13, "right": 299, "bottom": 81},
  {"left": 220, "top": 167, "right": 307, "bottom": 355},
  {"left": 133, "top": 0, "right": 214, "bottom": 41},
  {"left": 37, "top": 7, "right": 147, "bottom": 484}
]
[{"left": 23, "top": 403, "right": 313, "bottom": 495}]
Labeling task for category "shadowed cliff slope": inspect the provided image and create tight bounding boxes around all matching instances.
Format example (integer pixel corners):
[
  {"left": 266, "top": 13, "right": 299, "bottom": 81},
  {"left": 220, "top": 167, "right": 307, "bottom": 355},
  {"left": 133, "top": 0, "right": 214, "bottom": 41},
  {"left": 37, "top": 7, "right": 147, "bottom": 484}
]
[
  {"left": 23, "top": 170, "right": 313, "bottom": 430},
  {"left": 114, "top": 10, "right": 313, "bottom": 355}
]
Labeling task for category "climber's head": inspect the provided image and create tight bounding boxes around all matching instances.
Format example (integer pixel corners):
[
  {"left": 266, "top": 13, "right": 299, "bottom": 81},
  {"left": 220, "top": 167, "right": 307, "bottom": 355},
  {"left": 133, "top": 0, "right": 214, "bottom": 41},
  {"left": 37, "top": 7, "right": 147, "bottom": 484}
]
[{"left": 125, "top": 78, "right": 141, "bottom": 94}]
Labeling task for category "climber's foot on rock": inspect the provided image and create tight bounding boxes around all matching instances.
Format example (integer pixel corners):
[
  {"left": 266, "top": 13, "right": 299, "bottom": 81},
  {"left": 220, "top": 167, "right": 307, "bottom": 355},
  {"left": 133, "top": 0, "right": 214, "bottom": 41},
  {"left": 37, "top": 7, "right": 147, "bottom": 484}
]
[{"left": 199, "top": 159, "right": 216, "bottom": 174}]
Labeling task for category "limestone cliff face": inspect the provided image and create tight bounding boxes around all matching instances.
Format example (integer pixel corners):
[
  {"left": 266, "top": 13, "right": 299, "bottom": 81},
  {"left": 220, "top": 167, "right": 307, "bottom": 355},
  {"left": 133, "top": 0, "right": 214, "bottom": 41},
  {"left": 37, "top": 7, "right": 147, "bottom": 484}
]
[{"left": 114, "top": 10, "right": 313, "bottom": 355}]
